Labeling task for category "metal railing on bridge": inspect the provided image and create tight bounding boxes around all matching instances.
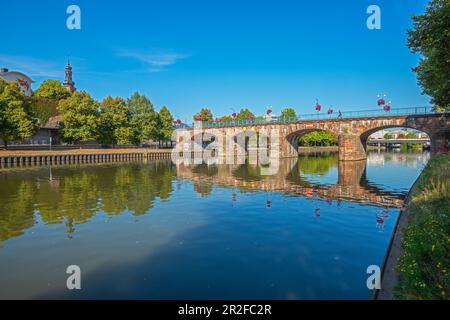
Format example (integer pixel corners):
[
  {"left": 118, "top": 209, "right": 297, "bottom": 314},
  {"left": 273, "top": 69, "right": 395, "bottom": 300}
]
[{"left": 182, "top": 106, "right": 443, "bottom": 129}]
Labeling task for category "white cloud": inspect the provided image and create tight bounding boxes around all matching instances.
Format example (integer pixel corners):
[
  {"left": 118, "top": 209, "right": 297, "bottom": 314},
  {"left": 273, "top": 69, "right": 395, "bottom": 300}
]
[
  {"left": 117, "top": 50, "right": 189, "bottom": 72},
  {"left": 0, "top": 54, "right": 61, "bottom": 78}
]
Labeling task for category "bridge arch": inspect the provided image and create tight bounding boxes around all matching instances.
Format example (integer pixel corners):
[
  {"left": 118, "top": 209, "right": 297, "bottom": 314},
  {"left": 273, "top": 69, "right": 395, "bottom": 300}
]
[
  {"left": 360, "top": 125, "right": 431, "bottom": 152},
  {"left": 357, "top": 120, "right": 450, "bottom": 156},
  {"left": 285, "top": 128, "right": 338, "bottom": 157}
]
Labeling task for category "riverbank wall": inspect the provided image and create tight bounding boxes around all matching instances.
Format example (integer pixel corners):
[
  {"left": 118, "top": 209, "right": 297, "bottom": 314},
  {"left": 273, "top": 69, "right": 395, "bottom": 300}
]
[{"left": 0, "top": 149, "right": 205, "bottom": 168}]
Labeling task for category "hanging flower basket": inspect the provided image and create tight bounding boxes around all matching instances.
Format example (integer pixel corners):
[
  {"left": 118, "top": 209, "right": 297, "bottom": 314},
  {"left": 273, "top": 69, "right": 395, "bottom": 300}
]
[
  {"left": 315, "top": 104, "right": 321, "bottom": 112},
  {"left": 377, "top": 98, "right": 386, "bottom": 106},
  {"left": 383, "top": 105, "right": 391, "bottom": 112},
  {"left": 267, "top": 108, "right": 272, "bottom": 115},
  {"left": 327, "top": 108, "right": 333, "bottom": 114}
]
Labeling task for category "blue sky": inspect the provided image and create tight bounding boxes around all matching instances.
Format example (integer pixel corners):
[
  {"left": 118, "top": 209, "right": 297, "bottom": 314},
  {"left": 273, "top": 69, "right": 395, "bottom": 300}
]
[{"left": 1, "top": 0, "right": 430, "bottom": 122}]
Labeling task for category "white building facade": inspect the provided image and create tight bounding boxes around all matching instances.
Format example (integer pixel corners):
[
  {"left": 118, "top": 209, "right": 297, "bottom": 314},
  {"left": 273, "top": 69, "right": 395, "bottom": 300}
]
[{"left": 0, "top": 68, "right": 34, "bottom": 96}]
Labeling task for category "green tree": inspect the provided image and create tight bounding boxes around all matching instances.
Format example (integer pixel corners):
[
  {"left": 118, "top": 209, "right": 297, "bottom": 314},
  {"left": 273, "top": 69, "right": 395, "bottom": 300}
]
[
  {"left": 194, "top": 108, "right": 213, "bottom": 122},
  {"left": 97, "top": 96, "right": 134, "bottom": 146},
  {"left": 407, "top": 0, "right": 450, "bottom": 111},
  {"left": 127, "top": 92, "right": 159, "bottom": 145},
  {"left": 33, "top": 80, "right": 71, "bottom": 100},
  {"left": 384, "top": 133, "right": 393, "bottom": 139},
  {"left": 158, "top": 106, "right": 174, "bottom": 147},
  {"left": 298, "top": 131, "right": 337, "bottom": 146},
  {"left": 27, "top": 97, "right": 59, "bottom": 126},
  {"left": 219, "top": 115, "right": 234, "bottom": 122},
  {"left": 236, "top": 108, "right": 255, "bottom": 120},
  {"left": 58, "top": 91, "right": 99, "bottom": 143},
  {"left": 281, "top": 107, "right": 297, "bottom": 118},
  {"left": 0, "top": 80, "right": 37, "bottom": 149}
]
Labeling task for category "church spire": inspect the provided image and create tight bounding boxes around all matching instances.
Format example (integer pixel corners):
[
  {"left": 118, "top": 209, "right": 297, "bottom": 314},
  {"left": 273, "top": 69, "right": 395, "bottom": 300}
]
[{"left": 63, "top": 55, "right": 76, "bottom": 93}]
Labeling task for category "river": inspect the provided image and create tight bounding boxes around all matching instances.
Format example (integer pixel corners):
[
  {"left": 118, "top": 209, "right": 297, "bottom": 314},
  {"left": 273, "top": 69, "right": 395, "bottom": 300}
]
[{"left": 0, "top": 151, "right": 429, "bottom": 299}]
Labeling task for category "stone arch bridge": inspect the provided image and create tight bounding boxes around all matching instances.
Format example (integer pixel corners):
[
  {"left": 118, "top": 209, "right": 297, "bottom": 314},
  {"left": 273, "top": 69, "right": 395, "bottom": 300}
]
[{"left": 177, "top": 108, "right": 449, "bottom": 161}]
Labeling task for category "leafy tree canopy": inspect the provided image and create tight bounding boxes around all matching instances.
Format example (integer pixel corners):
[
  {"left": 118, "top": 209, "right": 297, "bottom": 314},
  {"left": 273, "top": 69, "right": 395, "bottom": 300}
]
[
  {"left": 219, "top": 115, "right": 234, "bottom": 122},
  {"left": 34, "top": 80, "right": 71, "bottom": 100},
  {"left": 236, "top": 108, "right": 255, "bottom": 120},
  {"left": 0, "top": 80, "right": 37, "bottom": 148},
  {"left": 407, "top": 0, "right": 450, "bottom": 111},
  {"left": 127, "top": 92, "right": 159, "bottom": 144},
  {"left": 27, "top": 97, "right": 59, "bottom": 127},
  {"left": 98, "top": 96, "right": 134, "bottom": 145},
  {"left": 194, "top": 108, "right": 213, "bottom": 122},
  {"left": 298, "top": 130, "right": 337, "bottom": 146},
  {"left": 58, "top": 91, "right": 99, "bottom": 143},
  {"left": 281, "top": 107, "right": 297, "bottom": 118},
  {"left": 159, "top": 106, "right": 174, "bottom": 142}
]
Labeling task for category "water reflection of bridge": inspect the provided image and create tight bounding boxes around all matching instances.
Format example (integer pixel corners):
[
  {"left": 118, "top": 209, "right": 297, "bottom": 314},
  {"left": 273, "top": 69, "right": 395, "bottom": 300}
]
[{"left": 176, "top": 156, "right": 404, "bottom": 208}]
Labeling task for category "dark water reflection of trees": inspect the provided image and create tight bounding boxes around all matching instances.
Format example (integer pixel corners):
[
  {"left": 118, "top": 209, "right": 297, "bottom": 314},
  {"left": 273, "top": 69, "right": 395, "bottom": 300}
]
[{"left": 0, "top": 161, "right": 175, "bottom": 242}]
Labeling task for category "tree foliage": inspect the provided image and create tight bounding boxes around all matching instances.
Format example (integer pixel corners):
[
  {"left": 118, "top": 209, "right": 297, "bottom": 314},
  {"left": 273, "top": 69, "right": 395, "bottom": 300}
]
[
  {"left": 281, "top": 107, "right": 297, "bottom": 118},
  {"left": 27, "top": 97, "right": 59, "bottom": 126},
  {"left": 219, "top": 115, "right": 234, "bottom": 122},
  {"left": 34, "top": 80, "right": 71, "bottom": 100},
  {"left": 0, "top": 80, "right": 37, "bottom": 148},
  {"left": 158, "top": 106, "right": 174, "bottom": 143},
  {"left": 298, "top": 130, "right": 337, "bottom": 146},
  {"left": 127, "top": 92, "right": 159, "bottom": 144},
  {"left": 194, "top": 108, "right": 213, "bottom": 122},
  {"left": 407, "top": 0, "right": 450, "bottom": 111},
  {"left": 236, "top": 108, "right": 255, "bottom": 120},
  {"left": 58, "top": 91, "right": 99, "bottom": 143},
  {"left": 97, "top": 96, "right": 134, "bottom": 145}
]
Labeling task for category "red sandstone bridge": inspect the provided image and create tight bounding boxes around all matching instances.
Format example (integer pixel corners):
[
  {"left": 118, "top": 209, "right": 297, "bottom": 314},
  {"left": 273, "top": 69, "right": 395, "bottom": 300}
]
[{"left": 177, "top": 107, "right": 450, "bottom": 160}]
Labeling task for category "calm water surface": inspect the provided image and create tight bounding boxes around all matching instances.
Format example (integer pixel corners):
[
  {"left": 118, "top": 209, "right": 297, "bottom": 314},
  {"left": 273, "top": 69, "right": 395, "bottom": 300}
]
[{"left": 0, "top": 151, "right": 429, "bottom": 299}]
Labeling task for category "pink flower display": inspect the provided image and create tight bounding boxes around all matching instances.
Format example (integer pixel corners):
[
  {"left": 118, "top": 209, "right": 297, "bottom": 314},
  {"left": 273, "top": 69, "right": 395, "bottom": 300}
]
[
  {"left": 327, "top": 108, "right": 333, "bottom": 114},
  {"left": 377, "top": 98, "right": 386, "bottom": 106},
  {"left": 383, "top": 105, "right": 391, "bottom": 112},
  {"left": 315, "top": 104, "right": 321, "bottom": 112}
]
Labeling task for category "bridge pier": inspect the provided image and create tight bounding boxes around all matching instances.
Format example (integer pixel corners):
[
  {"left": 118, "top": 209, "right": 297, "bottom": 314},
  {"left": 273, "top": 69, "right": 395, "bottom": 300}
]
[
  {"left": 338, "top": 134, "right": 367, "bottom": 161},
  {"left": 430, "top": 131, "right": 450, "bottom": 155}
]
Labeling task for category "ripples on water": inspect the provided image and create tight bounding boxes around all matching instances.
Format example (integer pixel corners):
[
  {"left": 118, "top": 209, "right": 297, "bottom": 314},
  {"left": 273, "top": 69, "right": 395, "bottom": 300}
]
[{"left": 0, "top": 151, "right": 429, "bottom": 299}]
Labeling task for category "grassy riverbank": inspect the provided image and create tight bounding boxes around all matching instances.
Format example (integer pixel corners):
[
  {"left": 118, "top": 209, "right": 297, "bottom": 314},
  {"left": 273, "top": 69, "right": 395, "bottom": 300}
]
[{"left": 395, "top": 154, "right": 450, "bottom": 300}]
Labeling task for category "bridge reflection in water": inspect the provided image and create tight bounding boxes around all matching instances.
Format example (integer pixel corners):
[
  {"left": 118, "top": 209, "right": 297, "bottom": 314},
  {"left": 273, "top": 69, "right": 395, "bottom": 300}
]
[
  {"left": 0, "top": 151, "right": 427, "bottom": 244},
  {"left": 176, "top": 152, "right": 424, "bottom": 208}
]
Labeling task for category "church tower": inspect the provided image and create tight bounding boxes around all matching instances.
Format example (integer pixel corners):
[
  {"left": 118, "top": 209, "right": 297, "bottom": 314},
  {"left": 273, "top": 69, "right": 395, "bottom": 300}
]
[{"left": 63, "top": 57, "right": 76, "bottom": 93}]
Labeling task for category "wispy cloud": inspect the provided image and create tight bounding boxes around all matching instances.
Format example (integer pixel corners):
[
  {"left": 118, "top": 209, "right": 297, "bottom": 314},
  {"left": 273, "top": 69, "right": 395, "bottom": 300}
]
[
  {"left": 117, "top": 50, "right": 189, "bottom": 72},
  {"left": 0, "top": 54, "right": 61, "bottom": 78}
]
